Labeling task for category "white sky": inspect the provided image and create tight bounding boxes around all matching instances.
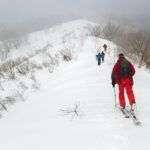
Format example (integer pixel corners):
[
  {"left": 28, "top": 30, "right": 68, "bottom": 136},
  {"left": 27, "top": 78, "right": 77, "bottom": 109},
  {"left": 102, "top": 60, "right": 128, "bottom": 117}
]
[{"left": 0, "top": 0, "right": 150, "bottom": 25}]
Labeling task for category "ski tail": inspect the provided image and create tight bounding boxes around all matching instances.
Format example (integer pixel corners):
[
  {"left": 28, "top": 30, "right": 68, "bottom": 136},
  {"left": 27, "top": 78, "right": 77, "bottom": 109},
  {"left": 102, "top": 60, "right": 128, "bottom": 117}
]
[
  {"left": 116, "top": 104, "right": 142, "bottom": 125},
  {"left": 126, "top": 109, "right": 142, "bottom": 126}
]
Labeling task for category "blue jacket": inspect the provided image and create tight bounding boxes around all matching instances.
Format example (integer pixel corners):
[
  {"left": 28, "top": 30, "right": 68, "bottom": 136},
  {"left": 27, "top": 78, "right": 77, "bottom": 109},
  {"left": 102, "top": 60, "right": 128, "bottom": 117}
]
[{"left": 97, "top": 53, "right": 101, "bottom": 59}]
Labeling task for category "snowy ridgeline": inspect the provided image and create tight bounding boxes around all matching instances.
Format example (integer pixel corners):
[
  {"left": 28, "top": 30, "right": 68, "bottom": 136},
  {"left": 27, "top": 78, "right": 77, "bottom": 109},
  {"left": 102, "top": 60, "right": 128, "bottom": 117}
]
[
  {"left": 0, "top": 20, "right": 150, "bottom": 150},
  {"left": 0, "top": 19, "right": 111, "bottom": 115}
]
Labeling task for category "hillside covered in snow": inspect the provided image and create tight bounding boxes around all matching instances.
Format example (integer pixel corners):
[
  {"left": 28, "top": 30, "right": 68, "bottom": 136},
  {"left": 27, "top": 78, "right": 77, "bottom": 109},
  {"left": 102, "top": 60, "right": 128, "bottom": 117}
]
[{"left": 0, "top": 20, "right": 150, "bottom": 150}]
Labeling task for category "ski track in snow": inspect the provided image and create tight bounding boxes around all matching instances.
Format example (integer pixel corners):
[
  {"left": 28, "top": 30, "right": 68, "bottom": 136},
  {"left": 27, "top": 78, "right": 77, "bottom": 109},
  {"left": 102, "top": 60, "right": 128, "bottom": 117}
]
[{"left": 0, "top": 21, "right": 150, "bottom": 150}]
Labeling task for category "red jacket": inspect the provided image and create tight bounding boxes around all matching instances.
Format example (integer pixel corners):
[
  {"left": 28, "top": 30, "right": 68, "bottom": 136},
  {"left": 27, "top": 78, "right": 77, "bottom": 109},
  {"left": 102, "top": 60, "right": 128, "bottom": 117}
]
[
  {"left": 111, "top": 57, "right": 135, "bottom": 84},
  {"left": 103, "top": 44, "right": 107, "bottom": 51}
]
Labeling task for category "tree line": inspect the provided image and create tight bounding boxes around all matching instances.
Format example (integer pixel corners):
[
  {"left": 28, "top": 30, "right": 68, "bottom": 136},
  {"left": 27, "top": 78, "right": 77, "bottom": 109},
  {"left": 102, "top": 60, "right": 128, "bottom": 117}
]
[{"left": 90, "top": 22, "right": 150, "bottom": 69}]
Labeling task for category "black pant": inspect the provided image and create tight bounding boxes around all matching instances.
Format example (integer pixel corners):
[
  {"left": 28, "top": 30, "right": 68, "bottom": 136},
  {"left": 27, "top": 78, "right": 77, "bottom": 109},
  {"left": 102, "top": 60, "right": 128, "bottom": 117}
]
[
  {"left": 98, "top": 59, "right": 101, "bottom": 65},
  {"left": 102, "top": 56, "right": 104, "bottom": 62}
]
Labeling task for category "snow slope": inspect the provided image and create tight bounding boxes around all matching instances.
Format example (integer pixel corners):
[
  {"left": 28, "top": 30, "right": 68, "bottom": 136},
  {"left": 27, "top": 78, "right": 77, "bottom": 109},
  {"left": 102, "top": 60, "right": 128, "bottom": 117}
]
[
  {"left": 1, "top": 19, "right": 97, "bottom": 62},
  {"left": 0, "top": 20, "right": 150, "bottom": 150}
]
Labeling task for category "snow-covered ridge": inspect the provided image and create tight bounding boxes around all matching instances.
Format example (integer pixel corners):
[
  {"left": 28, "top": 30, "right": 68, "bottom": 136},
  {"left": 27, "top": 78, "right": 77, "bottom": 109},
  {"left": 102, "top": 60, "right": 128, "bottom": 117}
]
[
  {"left": 0, "top": 19, "right": 111, "bottom": 115},
  {"left": 1, "top": 19, "right": 97, "bottom": 62},
  {"left": 1, "top": 19, "right": 150, "bottom": 150}
]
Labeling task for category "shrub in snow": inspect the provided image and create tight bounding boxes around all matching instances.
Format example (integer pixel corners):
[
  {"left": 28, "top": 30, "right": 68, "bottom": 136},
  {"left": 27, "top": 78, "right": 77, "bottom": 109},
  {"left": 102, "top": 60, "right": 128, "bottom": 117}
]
[
  {"left": 7, "top": 69, "right": 16, "bottom": 80},
  {"left": 0, "top": 100, "right": 7, "bottom": 111},
  {"left": 32, "top": 82, "right": 40, "bottom": 90},
  {"left": 60, "top": 46, "right": 73, "bottom": 62},
  {"left": 0, "top": 58, "right": 27, "bottom": 79},
  {"left": 30, "top": 73, "right": 40, "bottom": 90},
  {"left": 9, "top": 90, "right": 24, "bottom": 101},
  {"left": 30, "top": 62, "right": 43, "bottom": 70},
  {"left": 0, "top": 71, "right": 5, "bottom": 79},
  {"left": 42, "top": 61, "right": 50, "bottom": 68},
  {"left": 35, "top": 44, "right": 52, "bottom": 55},
  {"left": 0, "top": 82, "right": 4, "bottom": 91},
  {"left": 102, "top": 22, "right": 122, "bottom": 41},
  {"left": 90, "top": 25, "right": 102, "bottom": 38},
  {"left": 55, "top": 53, "right": 59, "bottom": 59},
  {"left": 17, "top": 60, "right": 31, "bottom": 75},
  {"left": 60, "top": 101, "right": 84, "bottom": 121},
  {"left": 19, "top": 82, "right": 28, "bottom": 90},
  {"left": 0, "top": 60, "right": 16, "bottom": 73},
  {"left": 0, "top": 60, "right": 16, "bottom": 80},
  {"left": 3, "top": 96, "right": 16, "bottom": 106},
  {"left": 0, "top": 50, "right": 9, "bottom": 62},
  {"left": 2, "top": 37, "right": 23, "bottom": 51},
  {"left": 0, "top": 90, "right": 24, "bottom": 113}
]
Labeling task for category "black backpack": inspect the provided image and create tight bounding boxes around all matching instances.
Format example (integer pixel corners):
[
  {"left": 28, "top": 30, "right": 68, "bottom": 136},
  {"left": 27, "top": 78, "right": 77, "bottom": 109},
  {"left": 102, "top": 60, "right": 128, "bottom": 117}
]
[{"left": 119, "top": 59, "right": 132, "bottom": 77}]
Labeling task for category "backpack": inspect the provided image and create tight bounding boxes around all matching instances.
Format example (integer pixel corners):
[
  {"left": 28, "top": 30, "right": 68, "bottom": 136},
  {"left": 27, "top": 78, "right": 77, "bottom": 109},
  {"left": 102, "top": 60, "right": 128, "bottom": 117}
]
[
  {"left": 103, "top": 44, "right": 107, "bottom": 48},
  {"left": 119, "top": 59, "right": 132, "bottom": 77}
]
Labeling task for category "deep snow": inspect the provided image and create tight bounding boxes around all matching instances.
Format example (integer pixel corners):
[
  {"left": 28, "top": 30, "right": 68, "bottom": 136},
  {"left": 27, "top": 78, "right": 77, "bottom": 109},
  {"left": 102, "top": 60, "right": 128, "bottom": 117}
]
[{"left": 0, "top": 20, "right": 150, "bottom": 150}]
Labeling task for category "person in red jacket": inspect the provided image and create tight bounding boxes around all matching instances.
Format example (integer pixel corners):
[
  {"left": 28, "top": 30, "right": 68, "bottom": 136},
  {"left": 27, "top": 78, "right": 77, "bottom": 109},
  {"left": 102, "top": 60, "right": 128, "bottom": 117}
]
[
  {"left": 111, "top": 53, "right": 136, "bottom": 110},
  {"left": 103, "top": 44, "right": 107, "bottom": 52}
]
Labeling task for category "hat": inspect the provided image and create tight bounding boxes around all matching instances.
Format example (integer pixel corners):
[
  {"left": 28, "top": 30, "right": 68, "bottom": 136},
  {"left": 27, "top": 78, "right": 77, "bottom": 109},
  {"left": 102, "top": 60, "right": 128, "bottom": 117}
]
[{"left": 118, "top": 53, "right": 125, "bottom": 58}]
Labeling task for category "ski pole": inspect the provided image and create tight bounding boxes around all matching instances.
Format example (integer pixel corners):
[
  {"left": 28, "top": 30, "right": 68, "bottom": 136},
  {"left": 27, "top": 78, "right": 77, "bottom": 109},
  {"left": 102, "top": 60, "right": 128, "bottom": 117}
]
[
  {"left": 114, "top": 86, "right": 117, "bottom": 107},
  {"left": 113, "top": 46, "right": 116, "bottom": 107}
]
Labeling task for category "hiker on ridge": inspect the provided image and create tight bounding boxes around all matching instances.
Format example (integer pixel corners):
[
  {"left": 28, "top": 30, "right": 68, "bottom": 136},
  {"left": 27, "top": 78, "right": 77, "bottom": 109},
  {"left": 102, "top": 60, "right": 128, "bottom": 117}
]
[
  {"left": 103, "top": 44, "right": 107, "bottom": 52},
  {"left": 101, "top": 51, "right": 105, "bottom": 62},
  {"left": 96, "top": 52, "right": 102, "bottom": 66},
  {"left": 111, "top": 53, "right": 136, "bottom": 111}
]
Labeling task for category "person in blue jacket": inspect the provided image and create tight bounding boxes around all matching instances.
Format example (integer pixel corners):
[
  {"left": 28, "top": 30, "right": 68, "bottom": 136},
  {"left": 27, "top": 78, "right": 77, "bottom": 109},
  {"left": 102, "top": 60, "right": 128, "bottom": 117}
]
[{"left": 96, "top": 53, "right": 102, "bottom": 65}]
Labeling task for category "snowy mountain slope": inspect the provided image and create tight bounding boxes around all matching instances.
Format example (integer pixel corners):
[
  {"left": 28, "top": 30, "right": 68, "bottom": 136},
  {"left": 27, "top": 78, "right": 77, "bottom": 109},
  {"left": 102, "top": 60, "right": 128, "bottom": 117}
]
[
  {"left": 0, "top": 19, "right": 98, "bottom": 108},
  {"left": 1, "top": 19, "right": 97, "bottom": 62},
  {"left": 0, "top": 20, "right": 150, "bottom": 150}
]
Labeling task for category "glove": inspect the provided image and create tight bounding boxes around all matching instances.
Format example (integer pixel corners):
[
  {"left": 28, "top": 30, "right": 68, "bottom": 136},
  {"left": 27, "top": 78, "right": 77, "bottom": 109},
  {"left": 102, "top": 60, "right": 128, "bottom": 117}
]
[{"left": 112, "top": 80, "right": 116, "bottom": 87}]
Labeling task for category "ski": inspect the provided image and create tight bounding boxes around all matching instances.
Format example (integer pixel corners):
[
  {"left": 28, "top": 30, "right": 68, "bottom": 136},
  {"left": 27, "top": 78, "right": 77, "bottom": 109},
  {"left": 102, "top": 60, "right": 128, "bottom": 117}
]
[
  {"left": 116, "top": 105, "right": 142, "bottom": 125},
  {"left": 116, "top": 105, "right": 130, "bottom": 118},
  {"left": 120, "top": 108, "right": 130, "bottom": 118},
  {"left": 126, "top": 110, "right": 142, "bottom": 126}
]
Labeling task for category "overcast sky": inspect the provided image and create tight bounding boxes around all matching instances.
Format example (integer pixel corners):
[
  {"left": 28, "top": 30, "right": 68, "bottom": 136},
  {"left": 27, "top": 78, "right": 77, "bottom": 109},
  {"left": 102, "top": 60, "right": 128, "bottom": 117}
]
[{"left": 0, "top": 0, "right": 150, "bottom": 26}]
